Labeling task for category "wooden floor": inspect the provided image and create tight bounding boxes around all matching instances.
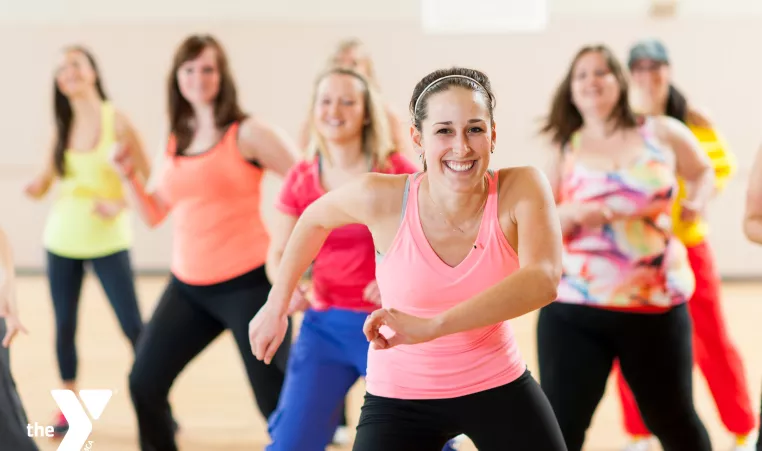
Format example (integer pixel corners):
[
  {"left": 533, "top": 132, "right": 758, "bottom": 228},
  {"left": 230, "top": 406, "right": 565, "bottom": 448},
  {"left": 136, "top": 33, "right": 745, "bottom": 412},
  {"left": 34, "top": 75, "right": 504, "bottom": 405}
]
[{"left": 10, "top": 274, "right": 762, "bottom": 451}]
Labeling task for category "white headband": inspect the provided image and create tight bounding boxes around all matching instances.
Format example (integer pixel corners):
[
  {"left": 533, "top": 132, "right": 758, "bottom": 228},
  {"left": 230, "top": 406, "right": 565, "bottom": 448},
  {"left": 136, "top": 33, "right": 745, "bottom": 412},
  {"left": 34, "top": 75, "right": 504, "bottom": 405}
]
[{"left": 413, "top": 74, "right": 489, "bottom": 114}]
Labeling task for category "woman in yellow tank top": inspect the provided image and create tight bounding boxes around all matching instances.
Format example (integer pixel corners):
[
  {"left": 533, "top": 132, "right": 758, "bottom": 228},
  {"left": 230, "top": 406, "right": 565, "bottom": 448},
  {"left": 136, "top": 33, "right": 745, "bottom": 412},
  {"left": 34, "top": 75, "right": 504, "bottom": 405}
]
[{"left": 23, "top": 46, "right": 151, "bottom": 437}]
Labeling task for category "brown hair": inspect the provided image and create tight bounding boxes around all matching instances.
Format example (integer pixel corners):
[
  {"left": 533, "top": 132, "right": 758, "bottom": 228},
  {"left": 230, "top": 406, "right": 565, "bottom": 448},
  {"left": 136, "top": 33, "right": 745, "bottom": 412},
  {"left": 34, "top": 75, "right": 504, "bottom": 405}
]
[
  {"left": 305, "top": 67, "right": 394, "bottom": 170},
  {"left": 168, "top": 34, "right": 247, "bottom": 155},
  {"left": 541, "top": 44, "right": 637, "bottom": 149},
  {"left": 52, "top": 46, "right": 108, "bottom": 176},
  {"left": 409, "top": 67, "right": 496, "bottom": 170}
]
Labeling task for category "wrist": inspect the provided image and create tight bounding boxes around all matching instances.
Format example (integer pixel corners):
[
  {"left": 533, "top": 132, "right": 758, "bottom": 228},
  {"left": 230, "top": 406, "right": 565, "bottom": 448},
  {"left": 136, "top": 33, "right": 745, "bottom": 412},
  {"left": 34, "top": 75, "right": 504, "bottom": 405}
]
[
  {"left": 267, "top": 285, "right": 293, "bottom": 317},
  {"left": 429, "top": 313, "right": 448, "bottom": 340}
]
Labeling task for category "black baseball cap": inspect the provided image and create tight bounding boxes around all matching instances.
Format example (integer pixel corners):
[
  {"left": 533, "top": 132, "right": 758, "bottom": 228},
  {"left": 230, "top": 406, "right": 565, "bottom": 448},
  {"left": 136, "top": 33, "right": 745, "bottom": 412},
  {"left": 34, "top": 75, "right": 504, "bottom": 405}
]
[{"left": 628, "top": 39, "right": 670, "bottom": 67}]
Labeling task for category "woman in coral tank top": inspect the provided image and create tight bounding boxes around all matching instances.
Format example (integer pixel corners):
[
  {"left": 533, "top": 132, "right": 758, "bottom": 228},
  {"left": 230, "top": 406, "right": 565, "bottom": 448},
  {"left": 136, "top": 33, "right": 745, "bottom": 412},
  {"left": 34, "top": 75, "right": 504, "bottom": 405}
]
[
  {"left": 250, "top": 67, "right": 567, "bottom": 451},
  {"left": 111, "top": 35, "right": 300, "bottom": 451}
]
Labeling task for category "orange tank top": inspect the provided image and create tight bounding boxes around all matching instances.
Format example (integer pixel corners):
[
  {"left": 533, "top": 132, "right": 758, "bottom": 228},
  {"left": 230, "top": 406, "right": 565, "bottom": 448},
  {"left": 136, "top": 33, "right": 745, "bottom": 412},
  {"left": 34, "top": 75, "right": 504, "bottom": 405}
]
[{"left": 156, "top": 122, "right": 270, "bottom": 285}]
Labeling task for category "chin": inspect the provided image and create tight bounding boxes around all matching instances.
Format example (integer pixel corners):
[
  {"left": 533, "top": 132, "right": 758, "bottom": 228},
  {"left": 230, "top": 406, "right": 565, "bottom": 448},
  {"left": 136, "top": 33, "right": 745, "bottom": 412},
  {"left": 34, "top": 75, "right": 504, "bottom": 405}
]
[{"left": 438, "top": 161, "right": 487, "bottom": 191}]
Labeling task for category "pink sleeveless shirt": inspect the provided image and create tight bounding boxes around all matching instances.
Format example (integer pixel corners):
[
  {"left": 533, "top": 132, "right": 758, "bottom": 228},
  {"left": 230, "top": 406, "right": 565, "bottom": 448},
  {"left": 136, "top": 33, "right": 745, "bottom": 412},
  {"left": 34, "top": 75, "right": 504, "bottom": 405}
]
[{"left": 368, "top": 170, "right": 526, "bottom": 400}]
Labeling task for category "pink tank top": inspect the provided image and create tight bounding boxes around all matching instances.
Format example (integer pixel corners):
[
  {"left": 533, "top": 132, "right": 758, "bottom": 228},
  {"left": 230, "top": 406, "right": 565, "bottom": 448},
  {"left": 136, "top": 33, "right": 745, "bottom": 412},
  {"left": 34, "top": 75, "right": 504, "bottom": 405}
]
[{"left": 367, "top": 170, "right": 526, "bottom": 400}]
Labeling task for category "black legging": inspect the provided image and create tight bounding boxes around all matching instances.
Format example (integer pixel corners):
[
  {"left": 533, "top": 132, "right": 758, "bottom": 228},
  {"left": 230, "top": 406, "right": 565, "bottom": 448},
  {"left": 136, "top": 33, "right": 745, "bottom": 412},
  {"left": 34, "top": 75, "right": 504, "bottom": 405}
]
[
  {"left": 46, "top": 249, "right": 143, "bottom": 381},
  {"left": 537, "top": 301, "right": 711, "bottom": 451},
  {"left": 129, "top": 265, "right": 291, "bottom": 451},
  {"left": 352, "top": 370, "right": 567, "bottom": 451}
]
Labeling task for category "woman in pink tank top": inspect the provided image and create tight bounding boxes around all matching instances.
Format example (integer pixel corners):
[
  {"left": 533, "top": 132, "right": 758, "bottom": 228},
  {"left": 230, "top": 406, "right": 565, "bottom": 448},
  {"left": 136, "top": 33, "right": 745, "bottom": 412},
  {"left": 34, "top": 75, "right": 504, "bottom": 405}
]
[
  {"left": 111, "top": 35, "right": 300, "bottom": 451},
  {"left": 250, "top": 67, "right": 567, "bottom": 450}
]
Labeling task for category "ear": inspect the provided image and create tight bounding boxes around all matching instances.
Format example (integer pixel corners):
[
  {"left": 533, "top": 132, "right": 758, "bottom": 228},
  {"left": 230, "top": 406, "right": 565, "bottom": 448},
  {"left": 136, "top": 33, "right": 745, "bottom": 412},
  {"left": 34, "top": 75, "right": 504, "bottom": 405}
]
[
  {"left": 491, "top": 120, "right": 497, "bottom": 151},
  {"left": 410, "top": 124, "right": 423, "bottom": 155}
]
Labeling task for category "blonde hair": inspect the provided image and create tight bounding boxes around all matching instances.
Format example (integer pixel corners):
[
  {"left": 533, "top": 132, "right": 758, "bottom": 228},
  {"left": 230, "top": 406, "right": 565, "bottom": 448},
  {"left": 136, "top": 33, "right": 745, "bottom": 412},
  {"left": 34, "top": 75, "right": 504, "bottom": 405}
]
[
  {"left": 329, "top": 38, "right": 377, "bottom": 87},
  {"left": 305, "top": 67, "right": 395, "bottom": 170}
]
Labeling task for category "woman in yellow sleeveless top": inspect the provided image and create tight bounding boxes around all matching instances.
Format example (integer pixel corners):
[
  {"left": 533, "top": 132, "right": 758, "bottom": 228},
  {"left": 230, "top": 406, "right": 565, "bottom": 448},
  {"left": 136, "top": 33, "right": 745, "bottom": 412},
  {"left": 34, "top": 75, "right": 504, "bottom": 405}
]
[{"left": 24, "top": 46, "right": 151, "bottom": 437}]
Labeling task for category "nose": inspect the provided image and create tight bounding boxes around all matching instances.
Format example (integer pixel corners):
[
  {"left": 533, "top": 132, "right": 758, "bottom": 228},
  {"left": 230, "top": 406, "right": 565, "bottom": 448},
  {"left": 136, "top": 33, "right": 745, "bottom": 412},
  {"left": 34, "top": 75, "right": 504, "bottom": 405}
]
[{"left": 452, "top": 132, "right": 470, "bottom": 156}]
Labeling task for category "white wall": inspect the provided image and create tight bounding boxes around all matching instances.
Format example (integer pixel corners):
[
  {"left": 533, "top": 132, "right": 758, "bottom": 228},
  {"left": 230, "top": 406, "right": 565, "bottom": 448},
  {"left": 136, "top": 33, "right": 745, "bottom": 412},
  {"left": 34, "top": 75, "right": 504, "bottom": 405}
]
[
  {"left": 2, "top": 1, "right": 761, "bottom": 277},
  {"left": 2, "top": 0, "right": 762, "bottom": 22}
]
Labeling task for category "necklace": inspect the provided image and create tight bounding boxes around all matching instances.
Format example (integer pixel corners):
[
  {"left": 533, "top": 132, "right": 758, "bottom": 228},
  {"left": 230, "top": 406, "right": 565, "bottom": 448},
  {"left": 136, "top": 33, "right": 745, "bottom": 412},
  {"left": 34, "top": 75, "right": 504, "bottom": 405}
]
[{"left": 425, "top": 178, "right": 488, "bottom": 234}]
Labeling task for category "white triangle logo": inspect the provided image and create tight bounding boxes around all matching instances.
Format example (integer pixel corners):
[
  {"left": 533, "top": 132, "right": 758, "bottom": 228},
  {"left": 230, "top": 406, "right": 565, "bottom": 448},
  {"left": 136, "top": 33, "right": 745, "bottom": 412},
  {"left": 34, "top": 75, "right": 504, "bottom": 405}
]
[{"left": 79, "top": 390, "right": 113, "bottom": 420}]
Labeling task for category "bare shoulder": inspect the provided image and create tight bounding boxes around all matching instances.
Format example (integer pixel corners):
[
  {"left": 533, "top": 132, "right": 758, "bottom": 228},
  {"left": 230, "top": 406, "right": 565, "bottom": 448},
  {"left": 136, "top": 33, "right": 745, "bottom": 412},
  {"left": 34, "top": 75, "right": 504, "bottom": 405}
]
[
  {"left": 238, "top": 115, "right": 267, "bottom": 146},
  {"left": 497, "top": 166, "right": 551, "bottom": 199},
  {"left": 355, "top": 172, "right": 410, "bottom": 216},
  {"left": 650, "top": 115, "right": 691, "bottom": 143},
  {"left": 497, "top": 166, "right": 555, "bottom": 218}
]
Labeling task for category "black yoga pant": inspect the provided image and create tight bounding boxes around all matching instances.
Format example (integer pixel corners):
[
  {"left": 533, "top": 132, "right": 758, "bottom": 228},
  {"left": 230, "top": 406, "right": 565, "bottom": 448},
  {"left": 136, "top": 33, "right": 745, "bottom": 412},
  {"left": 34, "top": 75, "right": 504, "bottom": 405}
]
[
  {"left": 537, "top": 301, "right": 711, "bottom": 451},
  {"left": 46, "top": 249, "right": 143, "bottom": 381},
  {"left": 129, "top": 265, "right": 292, "bottom": 451},
  {"left": 352, "top": 369, "right": 567, "bottom": 451}
]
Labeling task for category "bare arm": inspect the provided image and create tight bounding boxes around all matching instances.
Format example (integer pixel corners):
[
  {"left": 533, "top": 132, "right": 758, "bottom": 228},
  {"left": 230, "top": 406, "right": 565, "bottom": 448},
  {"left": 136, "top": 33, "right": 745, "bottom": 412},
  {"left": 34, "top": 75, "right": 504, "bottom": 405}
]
[
  {"left": 266, "top": 174, "right": 393, "bottom": 317},
  {"left": 544, "top": 149, "right": 579, "bottom": 236},
  {"left": 112, "top": 139, "right": 172, "bottom": 227},
  {"left": 657, "top": 116, "right": 715, "bottom": 212},
  {"left": 744, "top": 145, "right": 762, "bottom": 244},
  {"left": 265, "top": 211, "right": 299, "bottom": 284},
  {"left": 25, "top": 138, "right": 57, "bottom": 199},
  {"left": 431, "top": 167, "right": 562, "bottom": 337},
  {"left": 115, "top": 110, "right": 151, "bottom": 181},
  {"left": 239, "top": 117, "right": 300, "bottom": 178},
  {"left": 0, "top": 228, "right": 17, "bottom": 316},
  {"left": 249, "top": 173, "right": 401, "bottom": 363},
  {"left": 0, "top": 228, "right": 27, "bottom": 347}
]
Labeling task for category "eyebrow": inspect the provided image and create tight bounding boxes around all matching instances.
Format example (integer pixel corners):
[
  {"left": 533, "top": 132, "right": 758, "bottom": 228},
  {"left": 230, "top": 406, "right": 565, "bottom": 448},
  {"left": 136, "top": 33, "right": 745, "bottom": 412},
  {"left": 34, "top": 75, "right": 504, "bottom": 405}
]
[{"left": 433, "top": 119, "right": 486, "bottom": 126}]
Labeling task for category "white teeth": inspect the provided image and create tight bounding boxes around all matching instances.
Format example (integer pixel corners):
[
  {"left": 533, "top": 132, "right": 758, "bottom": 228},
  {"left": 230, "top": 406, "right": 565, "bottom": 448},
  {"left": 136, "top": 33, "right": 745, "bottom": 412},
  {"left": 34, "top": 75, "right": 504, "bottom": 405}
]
[
  {"left": 444, "top": 161, "right": 475, "bottom": 172},
  {"left": 325, "top": 119, "right": 344, "bottom": 126}
]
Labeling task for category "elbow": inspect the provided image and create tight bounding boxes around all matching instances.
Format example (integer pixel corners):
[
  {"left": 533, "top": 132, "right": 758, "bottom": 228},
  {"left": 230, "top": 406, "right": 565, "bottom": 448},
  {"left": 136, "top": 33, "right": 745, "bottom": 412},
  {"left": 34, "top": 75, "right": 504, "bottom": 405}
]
[{"left": 534, "top": 262, "right": 561, "bottom": 305}]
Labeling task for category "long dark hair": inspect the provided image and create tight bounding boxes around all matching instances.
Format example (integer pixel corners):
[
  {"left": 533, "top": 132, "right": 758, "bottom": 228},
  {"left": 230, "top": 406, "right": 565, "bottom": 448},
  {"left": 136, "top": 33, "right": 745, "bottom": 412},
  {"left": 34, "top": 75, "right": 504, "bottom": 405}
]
[
  {"left": 664, "top": 84, "right": 688, "bottom": 123},
  {"left": 53, "top": 46, "right": 108, "bottom": 176},
  {"left": 541, "top": 44, "right": 638, "bottom": 149},
  {"left": 168, "top": 35, "right": 247, "bottom": 155}
]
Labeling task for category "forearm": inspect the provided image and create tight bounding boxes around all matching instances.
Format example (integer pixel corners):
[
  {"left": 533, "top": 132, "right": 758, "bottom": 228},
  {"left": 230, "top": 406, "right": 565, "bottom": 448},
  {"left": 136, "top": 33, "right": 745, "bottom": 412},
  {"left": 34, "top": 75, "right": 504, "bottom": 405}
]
[
  {"left": 0, "top": 231, "right": 18, "bottom": 314},
  {"left": 433, "top": 264, "right": 559, "bottom": 338},
  {"left": 122, "top": 174, "right": 169, "bottom": 227},
  {"left": 265, "top": 250, "right": 282, "bottom": 285},
  {"left": 268, "top": 214, "right": 331, "bottom": 316},
  {"left": 683, "top": 166, "right": 715, "bottom": 209}
]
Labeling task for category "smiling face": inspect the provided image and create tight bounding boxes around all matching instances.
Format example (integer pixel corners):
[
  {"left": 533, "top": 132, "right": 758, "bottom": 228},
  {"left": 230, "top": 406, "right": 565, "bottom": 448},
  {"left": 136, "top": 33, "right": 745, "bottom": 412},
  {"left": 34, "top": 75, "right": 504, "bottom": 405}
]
[
  {"left": 414, "top": 86, "right": 494, "bottom": 192},
  {"left": 313, "top": 72, "right": 367, "bottom": 145},
  {"left": 175, "top": 45, "right": 221, "bottom": 107},
  {"left": 570, "top": 50, "right": 623, "bottom": 119},
  {"left": 55, "top": 49, "right": 98, "bottom": 99}
]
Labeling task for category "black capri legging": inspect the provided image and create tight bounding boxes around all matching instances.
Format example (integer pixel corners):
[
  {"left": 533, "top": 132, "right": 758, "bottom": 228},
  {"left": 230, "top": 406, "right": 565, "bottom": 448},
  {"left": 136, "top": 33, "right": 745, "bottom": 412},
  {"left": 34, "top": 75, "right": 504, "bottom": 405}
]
[
  {"left": 128, "top": 265, "right": 292, "bottom": 451},
  {"left": 537, "top": 301, "right": 711, "bottom": 451},
  {"left": 352, "top": 369, "right": 567, "bottom": 451}
]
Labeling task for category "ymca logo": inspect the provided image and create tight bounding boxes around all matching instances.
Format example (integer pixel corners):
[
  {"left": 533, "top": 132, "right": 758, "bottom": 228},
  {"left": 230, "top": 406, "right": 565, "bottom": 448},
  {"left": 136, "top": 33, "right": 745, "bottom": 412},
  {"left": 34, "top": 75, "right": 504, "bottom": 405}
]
[{"left": 28, "top": 389, "right": 113, "bottom": 451}]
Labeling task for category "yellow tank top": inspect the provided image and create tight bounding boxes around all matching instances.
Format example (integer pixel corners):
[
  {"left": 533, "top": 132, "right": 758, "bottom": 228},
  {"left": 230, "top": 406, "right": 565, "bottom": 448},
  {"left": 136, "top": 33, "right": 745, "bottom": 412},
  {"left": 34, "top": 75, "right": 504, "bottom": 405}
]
[{"left": 43, "top": 102, "right": 132, "bottom": 258}]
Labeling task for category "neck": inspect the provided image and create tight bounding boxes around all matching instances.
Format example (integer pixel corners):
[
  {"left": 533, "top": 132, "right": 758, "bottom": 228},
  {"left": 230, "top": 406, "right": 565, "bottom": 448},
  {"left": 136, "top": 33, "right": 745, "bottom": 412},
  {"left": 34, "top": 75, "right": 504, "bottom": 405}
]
[
  {"left": 580, "top": 115, "right": 619, "bottom": 140},
  {"left": 69, "top": 90, "right": 102, "bottom": 117},
  {"left": 425, "top": 173, "right": 488, "bottom": 221},
  {"left": 322, "top": 138, "right": 366, "bottom": 169},
  {"left": 192, "top": 104, "right": 217, "bottom": 130}
]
